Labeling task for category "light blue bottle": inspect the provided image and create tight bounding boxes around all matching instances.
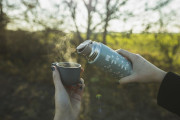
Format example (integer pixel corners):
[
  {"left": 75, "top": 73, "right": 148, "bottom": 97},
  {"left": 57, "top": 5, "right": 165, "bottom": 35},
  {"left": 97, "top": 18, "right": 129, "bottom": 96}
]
[{"left": 76, "top": 40, "right": 133, "bottom": 79}]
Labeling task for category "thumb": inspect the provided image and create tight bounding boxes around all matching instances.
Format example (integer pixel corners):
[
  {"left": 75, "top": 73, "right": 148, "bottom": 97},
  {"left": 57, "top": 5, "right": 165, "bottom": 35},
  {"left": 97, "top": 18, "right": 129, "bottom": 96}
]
[
  {"left": 51, "top": 66, "right": 66, "bottom": 91},
  {"left": 116, "top": 49, "right": 135, "bottom": 61},
  {"left": 119, "top": 74, "right": 137, "bottom": 84}
]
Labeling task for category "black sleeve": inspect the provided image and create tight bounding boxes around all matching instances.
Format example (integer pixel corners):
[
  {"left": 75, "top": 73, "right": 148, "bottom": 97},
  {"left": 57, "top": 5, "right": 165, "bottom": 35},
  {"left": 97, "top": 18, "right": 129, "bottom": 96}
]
[{"left": 157, "top": 72, "right": 180, "bottom": 116}]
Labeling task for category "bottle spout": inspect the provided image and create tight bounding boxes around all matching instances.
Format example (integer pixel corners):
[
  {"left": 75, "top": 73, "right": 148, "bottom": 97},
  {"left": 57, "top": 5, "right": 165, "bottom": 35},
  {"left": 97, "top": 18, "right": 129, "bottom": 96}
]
[{"left": 76, "top": 40, "right": 93, "bottom": 56}]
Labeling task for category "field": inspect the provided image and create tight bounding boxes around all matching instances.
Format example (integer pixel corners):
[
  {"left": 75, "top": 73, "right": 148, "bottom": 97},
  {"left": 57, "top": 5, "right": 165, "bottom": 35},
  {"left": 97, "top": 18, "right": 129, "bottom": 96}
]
[{"left": 0, "top": 30, "right": 180, "bottom": 120}]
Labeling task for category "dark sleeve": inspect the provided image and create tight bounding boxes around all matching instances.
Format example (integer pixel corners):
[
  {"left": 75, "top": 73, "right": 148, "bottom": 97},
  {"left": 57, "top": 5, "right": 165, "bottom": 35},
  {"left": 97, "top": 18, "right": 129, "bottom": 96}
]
[{"left": 157, "top": 72, "right": 180, "bottom": 116}]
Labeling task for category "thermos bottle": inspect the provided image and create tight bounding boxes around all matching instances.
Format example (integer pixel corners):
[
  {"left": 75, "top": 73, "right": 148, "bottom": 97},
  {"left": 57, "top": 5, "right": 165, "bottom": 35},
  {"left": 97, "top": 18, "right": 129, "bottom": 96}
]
[{"left": 76, "top": 40, "right": 133, "bottom": 79}]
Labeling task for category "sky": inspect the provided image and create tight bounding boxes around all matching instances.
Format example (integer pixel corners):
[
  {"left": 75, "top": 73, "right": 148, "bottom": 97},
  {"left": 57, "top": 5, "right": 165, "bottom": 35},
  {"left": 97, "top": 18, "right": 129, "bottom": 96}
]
[{"left": 5, "top": 0, "right": 180, "bottom": 33}]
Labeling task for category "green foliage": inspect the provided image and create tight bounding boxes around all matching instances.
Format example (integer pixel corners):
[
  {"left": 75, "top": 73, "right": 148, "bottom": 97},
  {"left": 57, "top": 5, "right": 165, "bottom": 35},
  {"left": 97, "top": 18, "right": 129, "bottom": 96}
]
[
  {"left": 96, "top": 94, "right": 102, "bottom": 99},
  {"left": 90, "top": 77, "right": 99, "bottom": 83},
  {"left": 0, "top": 30, "right": 180, "bottom": 120}
]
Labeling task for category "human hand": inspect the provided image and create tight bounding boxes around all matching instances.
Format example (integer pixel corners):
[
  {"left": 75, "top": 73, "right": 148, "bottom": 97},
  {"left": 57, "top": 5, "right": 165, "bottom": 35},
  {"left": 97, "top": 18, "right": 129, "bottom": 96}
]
[
  {"left": 116, "top": 49, "right": 167, "bottom": 84},
  {"left": 51, "top": 66, "right": 85, "bottom": 120}
]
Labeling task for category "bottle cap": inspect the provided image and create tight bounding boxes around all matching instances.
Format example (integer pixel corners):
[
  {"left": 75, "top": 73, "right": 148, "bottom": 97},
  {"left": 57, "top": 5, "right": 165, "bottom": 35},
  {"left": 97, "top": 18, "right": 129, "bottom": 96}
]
[{"left": 76, "top": 40, "right": 92, "bottom": 56}]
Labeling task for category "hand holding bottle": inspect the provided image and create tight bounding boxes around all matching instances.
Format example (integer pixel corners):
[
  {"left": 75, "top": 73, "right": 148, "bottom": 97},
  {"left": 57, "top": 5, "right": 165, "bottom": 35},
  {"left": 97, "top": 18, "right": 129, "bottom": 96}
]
[{"left": 116, "top": 49, "right": 167, "bottom": 84}]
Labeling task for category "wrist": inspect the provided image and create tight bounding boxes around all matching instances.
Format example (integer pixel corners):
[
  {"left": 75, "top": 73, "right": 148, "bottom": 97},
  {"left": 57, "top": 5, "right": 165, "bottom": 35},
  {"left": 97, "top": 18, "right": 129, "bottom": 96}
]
[
  {"left": 54, "top": 114, "right": 76, "bottom": 120},
  {"left": 54, "top": 109, "right": 76, "bottom": 120}
]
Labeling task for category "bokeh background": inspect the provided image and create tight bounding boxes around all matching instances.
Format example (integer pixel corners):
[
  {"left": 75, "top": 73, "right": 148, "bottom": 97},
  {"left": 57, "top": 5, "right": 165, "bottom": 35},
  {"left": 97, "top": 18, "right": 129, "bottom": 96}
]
[{"left": 0, "top": 0, "right": 180, "bottom": 120}]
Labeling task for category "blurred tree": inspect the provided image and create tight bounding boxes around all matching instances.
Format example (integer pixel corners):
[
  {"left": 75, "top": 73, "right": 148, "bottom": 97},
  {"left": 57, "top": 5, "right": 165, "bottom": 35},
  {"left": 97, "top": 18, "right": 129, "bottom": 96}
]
[
  {"left": 154, "top": 34, "right": 180, "bottom": 71},
  {"left": 0, "top": 0, "right": 8, "bottom": 29},
  {"left": 152, "top": 0, "right": 172, "bottom": 11},
  {"left": 82, "top": 0, "right": 98, "bottom": 40},
  {"left": 141, "top": 0, "right": 180, "bottom": 71},
  {"left": 5, "top": 0, "right": 64, "bottom": 32},
  {"left": 64, "top": 0, "right": 100, "bottom": 42},
  {"left": 0, "top": 0, "right": 8, "bottom": 56},
  {"left": 142, "top": 0, "right": 173, "bottom": 32},
  {"left": 150, "top": 0, "right": 180, "bottom": 70},
  {"left": 101, "top": 0, "right": 128, "bottom": 45},
  {"left": 64, "top": 0, "right": 84, "bottom": 43}
]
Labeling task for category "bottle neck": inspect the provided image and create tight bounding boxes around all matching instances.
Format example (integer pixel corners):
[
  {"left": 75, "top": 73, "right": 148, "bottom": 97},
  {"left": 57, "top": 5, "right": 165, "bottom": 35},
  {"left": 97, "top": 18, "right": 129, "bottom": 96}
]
[{"left": 88, "top": 41, "right": 101, "bottom": 63}]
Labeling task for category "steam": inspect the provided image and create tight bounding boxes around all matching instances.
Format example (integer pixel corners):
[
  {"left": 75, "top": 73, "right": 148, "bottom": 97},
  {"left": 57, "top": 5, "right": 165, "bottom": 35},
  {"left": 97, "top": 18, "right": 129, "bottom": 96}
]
[
  {"left": 58, "top": 62, "right": 81, "bottom": 68},
  {"left": 54, "top": 34, "right": 77, "bottom": 63}
]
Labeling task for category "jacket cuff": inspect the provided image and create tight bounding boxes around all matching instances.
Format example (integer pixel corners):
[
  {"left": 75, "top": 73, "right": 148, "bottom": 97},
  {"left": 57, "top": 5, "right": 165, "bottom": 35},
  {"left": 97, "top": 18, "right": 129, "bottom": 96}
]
[{"left": 157, "top": 72, "right": 180, "bottom": 116}]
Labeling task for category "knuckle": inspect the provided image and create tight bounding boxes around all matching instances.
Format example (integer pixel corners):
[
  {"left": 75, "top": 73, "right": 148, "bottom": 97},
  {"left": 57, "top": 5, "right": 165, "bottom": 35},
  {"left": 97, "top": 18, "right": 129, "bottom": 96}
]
[
  {"left": 120, "top": 49, "right": 125, "bottom": 53},
  {"left": 116, "top": 49, "right": 122, "bottom": 53},
  {"left": 118, "top": 49, "right": 123, "bottom": 51},
  {"left": 136, "top": 54, "right": 141, "bottom": 57},
  {"left": 135, "top": 54, "right": 141, "bottom": 58},
  {"left": 80, "top": 78, "right": 84, "bottom": 84},
  {"left": 131, "top": 54, "right": 141, "bottom": 61}
]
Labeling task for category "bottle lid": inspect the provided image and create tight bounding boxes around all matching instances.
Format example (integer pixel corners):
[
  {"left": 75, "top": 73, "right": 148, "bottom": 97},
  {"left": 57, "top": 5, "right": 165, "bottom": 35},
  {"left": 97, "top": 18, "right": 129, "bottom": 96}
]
[{"left": 76, "top": 40, "right": 92, "bottom": 56}]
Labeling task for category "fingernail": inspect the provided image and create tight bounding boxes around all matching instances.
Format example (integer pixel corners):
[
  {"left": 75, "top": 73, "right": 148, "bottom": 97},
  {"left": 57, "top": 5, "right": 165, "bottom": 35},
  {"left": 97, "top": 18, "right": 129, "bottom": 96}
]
[
  {"left": 52, "top": 62, "right": 57, "bottom": 66},
  {"left": 79, "top": 80, "right": 82, "bottom": 84},
  {"left": 51, "top": 66, "right": 55, "bottom": 71}
]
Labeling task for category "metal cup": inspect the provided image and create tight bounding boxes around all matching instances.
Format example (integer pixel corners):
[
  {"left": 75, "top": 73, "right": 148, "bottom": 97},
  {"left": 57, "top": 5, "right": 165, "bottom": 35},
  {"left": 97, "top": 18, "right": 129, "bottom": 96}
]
[{"left": 52, "top": 62, "right": 81, "bottom": 85}]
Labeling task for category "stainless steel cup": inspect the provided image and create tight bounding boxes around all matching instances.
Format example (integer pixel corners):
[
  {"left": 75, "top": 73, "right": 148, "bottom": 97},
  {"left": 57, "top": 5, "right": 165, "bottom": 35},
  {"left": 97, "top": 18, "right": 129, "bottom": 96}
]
[{"left": 52, "top": 62, "right": 81, "bottom": 85}]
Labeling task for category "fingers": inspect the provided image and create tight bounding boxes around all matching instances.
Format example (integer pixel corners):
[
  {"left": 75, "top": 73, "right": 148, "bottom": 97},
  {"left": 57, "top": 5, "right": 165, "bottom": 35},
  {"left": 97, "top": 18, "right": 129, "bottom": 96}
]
[
  {"left": 81, "top": 67, "right": 84, "bottom": 74},
  {"left": 116, "top": 49, "right": 135, "bottom": 61},
  {"left": 51, "top": 66, "right": 65, "bottom": 91},
  {"left": 119, "top": 74, "right": 138, "bottom": 84},
  {"left": 79, "top": 78, "right": 85, "bottom": 91},
  {"left": 74, "top": 78, "right": 85, "bottom": 96},
  {"left": 69, "top": 78, "right": 85, "bottom": 101}
]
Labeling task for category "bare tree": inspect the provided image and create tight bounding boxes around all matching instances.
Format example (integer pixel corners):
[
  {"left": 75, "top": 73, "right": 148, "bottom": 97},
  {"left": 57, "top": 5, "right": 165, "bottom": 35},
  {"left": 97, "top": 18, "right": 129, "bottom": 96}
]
[
  {"left": 142, "top": 0, "right": 173, "bottom": 33},
  {"left": 65, "top": 0, "right": 101, "bottom": 42},
  {"left": 82, "top": 0, "right": 98, "bottom": 40},
  {"left": 64, "top": 0, "right": 84, "bottom": 43},
  {"left": 0, "top": 0, "right": 7, "bottom": 29},
  {"left": 0, "top": 0, "right": 8, "bottom": 55},
  {"left": 101, "top": 0, "right": 128, "bottom": 44},
  {"left": 148, "top": 0, "right": 180, "bottom": 70}
]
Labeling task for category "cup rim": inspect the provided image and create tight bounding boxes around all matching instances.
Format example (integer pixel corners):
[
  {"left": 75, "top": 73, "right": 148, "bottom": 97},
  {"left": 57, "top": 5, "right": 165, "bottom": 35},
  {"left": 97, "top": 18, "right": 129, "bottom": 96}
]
[{"left": 56, "top": 62, "right": 81, "bottom": 68}]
